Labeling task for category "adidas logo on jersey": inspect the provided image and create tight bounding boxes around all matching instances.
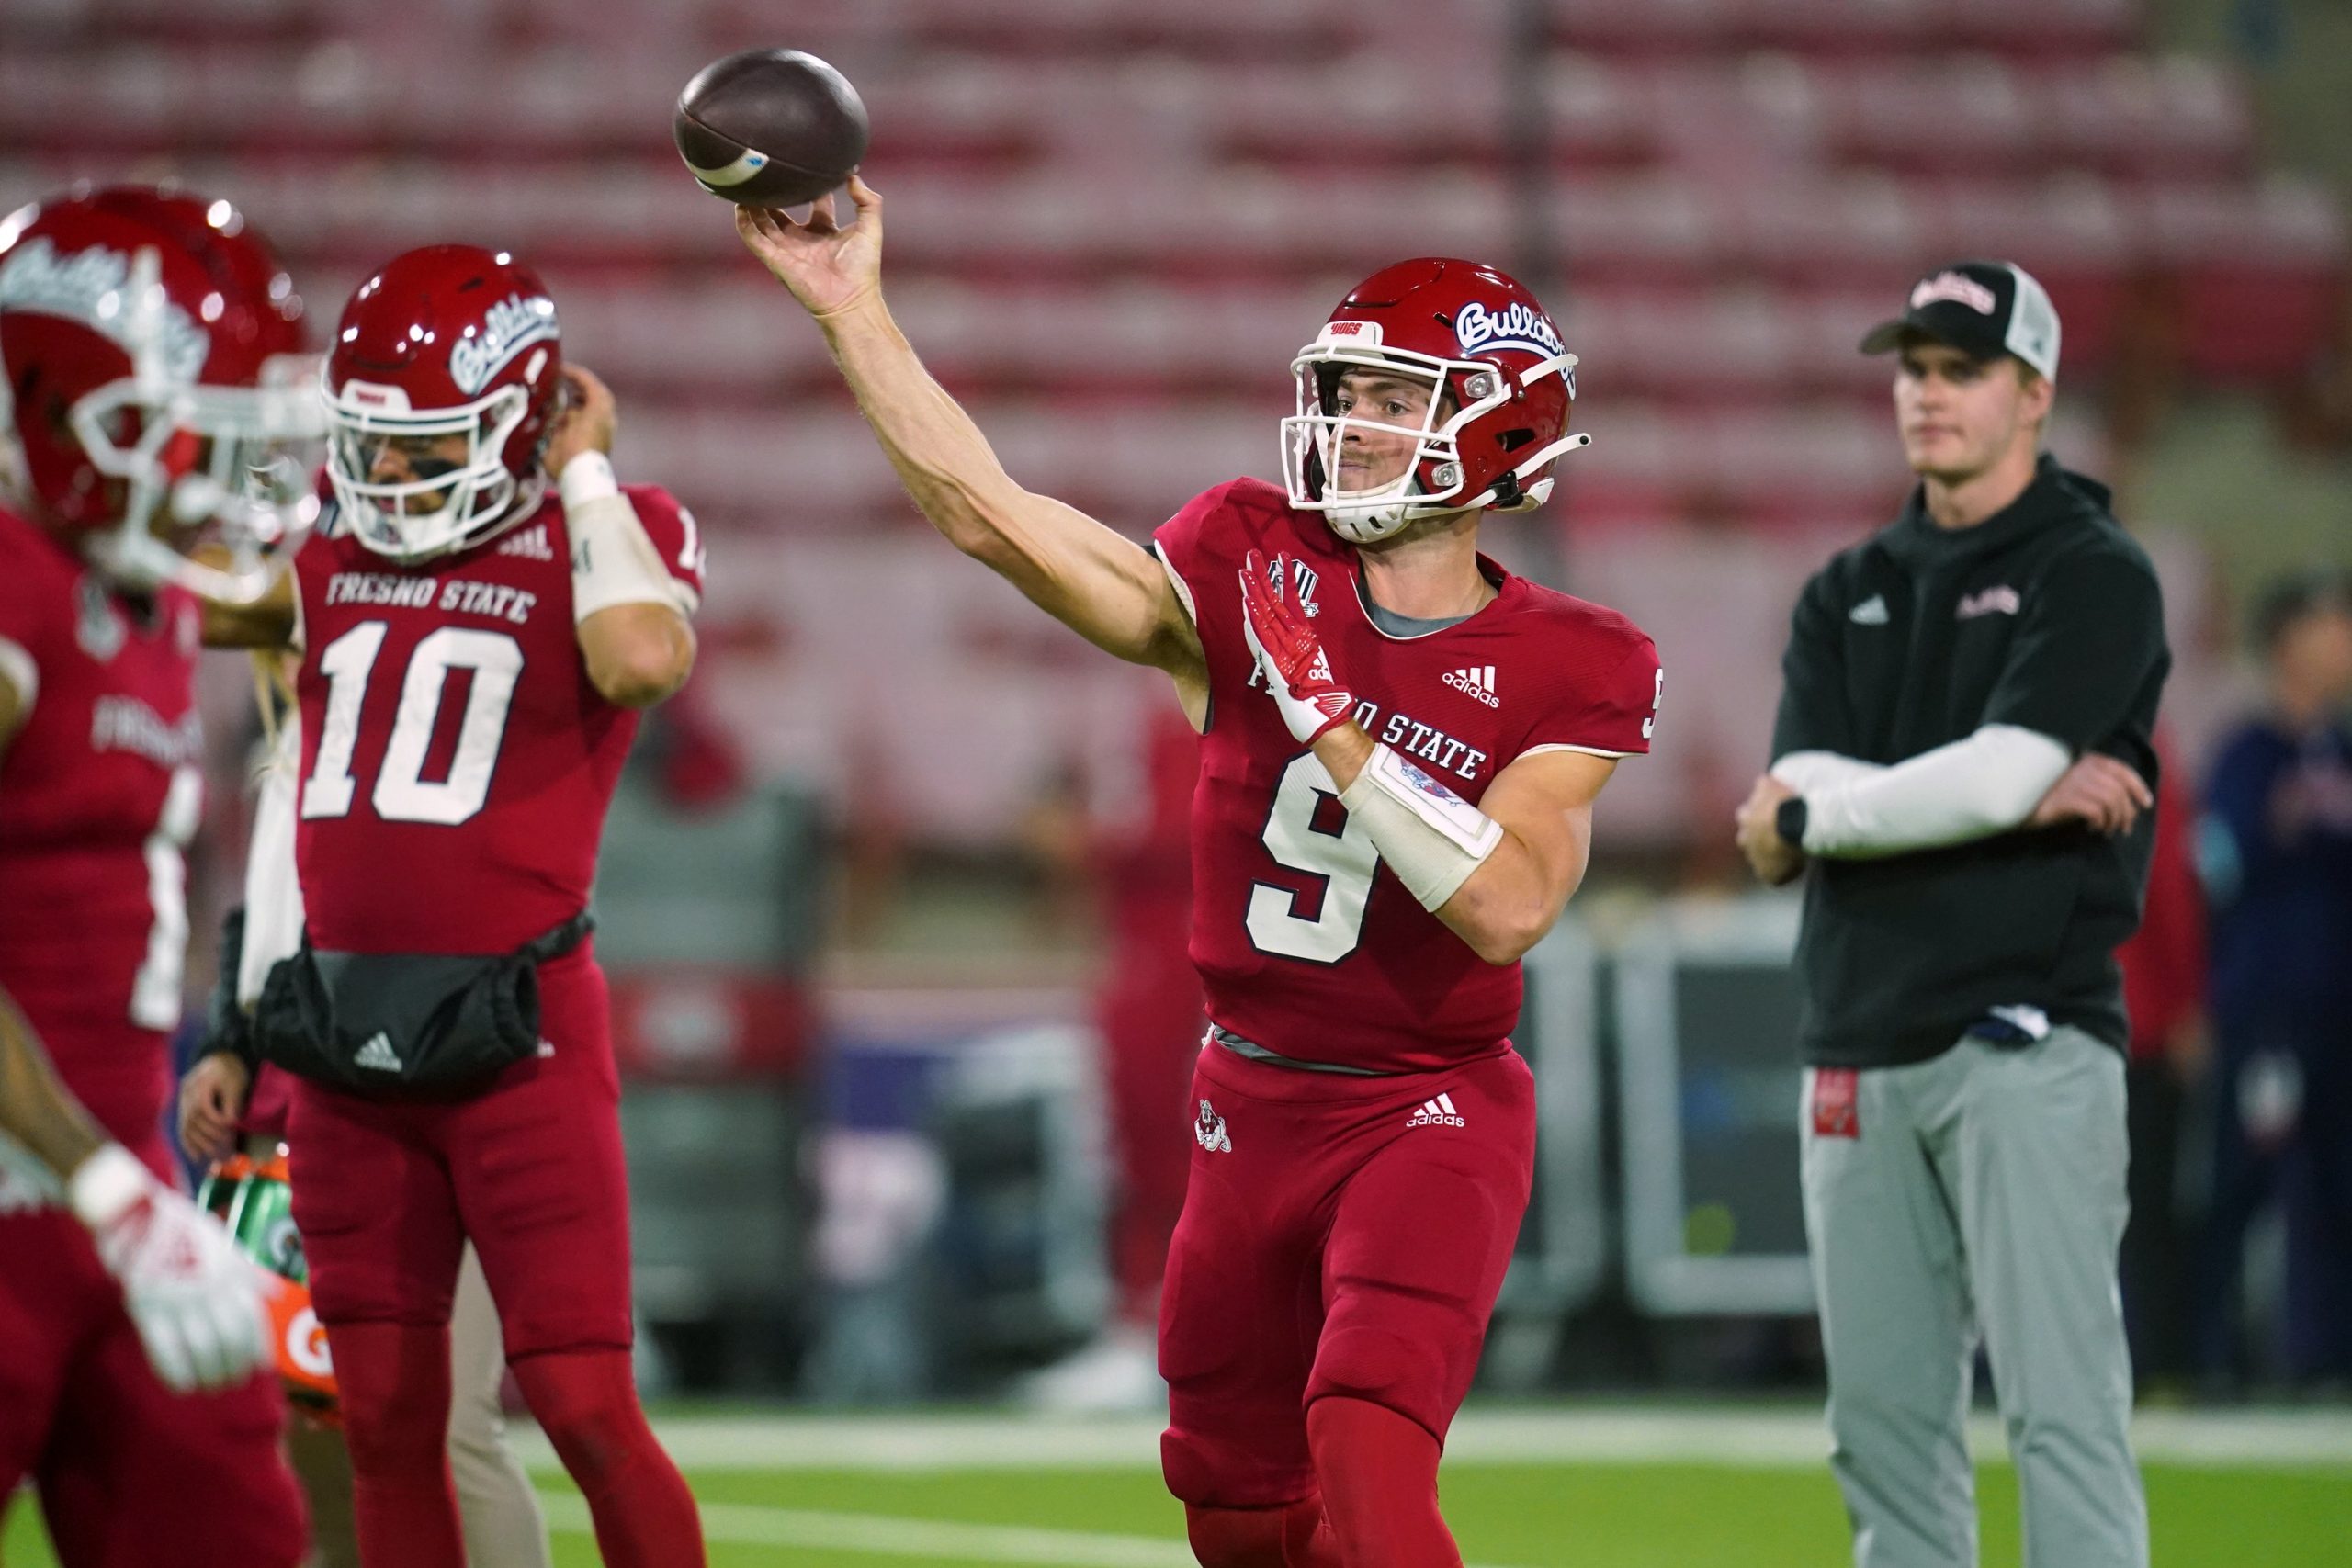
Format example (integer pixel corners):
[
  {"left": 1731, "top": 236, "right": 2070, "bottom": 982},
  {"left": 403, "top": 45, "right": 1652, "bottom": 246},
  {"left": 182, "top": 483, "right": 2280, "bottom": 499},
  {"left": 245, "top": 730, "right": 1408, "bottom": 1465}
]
[
  {"left": 1406, "top": 1092, "right": 1465, "bottom": 1129},
  {"left": 498, "top": 523, "right": 554, "bottom": 561},
  {"left": 354, "top": 1032, "right": 404, "bottom": 1073},
  {"left": 1442, "top": 666, "right": 1499, "bottom": 707}
]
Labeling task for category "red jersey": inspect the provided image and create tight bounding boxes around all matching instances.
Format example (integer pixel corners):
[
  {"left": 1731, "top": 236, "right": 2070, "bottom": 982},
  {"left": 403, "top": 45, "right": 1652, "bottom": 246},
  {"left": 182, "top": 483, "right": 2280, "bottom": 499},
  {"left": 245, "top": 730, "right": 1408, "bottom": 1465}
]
[
  {"left": 0, "top": 506, "right": 205, "bottom": 1153},
  {"left": 289, "top": 486, "right": 704, "bottom": 955},
  {"left": 1153, "top": 479, "right": 1658, "bottom": 1073}
]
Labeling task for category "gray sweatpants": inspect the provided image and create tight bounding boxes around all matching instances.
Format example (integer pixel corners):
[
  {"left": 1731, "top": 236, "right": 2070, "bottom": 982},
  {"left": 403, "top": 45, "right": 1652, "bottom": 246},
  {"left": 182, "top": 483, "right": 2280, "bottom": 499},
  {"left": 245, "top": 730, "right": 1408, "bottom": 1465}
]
[{"left": 1800, "top": 1026, "right": 2148, "bottom": 1568}]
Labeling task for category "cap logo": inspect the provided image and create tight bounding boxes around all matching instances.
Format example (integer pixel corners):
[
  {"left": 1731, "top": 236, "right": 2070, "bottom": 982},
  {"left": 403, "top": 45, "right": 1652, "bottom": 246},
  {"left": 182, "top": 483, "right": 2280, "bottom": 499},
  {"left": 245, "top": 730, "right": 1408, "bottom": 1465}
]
[
  {"left": 447, "top": 292, "right": 557, "bottom": 397},
  {"left": 1454, "top": 299, "right": 1563, "bottom": 358},
  {"left": 0, "top": 237, "right": 210, "bottom": 381},
  {"left": 1910, "top": 271, "right": 1998, "bottom": 316}
]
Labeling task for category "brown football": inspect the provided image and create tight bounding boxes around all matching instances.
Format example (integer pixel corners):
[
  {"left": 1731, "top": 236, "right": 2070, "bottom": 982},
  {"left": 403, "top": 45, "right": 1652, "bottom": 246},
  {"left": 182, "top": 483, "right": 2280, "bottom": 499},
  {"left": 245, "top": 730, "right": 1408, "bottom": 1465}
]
[{"left": 673, "top": 49, "right": 869, "bottom": 208}]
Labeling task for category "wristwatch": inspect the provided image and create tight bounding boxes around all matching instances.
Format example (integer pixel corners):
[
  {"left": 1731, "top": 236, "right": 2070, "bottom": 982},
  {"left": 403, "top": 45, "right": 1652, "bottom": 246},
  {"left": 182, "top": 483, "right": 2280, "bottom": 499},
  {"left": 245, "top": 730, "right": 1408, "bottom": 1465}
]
[{"left": 1774, "top": 795, "right": 1809, "bottom": 851}]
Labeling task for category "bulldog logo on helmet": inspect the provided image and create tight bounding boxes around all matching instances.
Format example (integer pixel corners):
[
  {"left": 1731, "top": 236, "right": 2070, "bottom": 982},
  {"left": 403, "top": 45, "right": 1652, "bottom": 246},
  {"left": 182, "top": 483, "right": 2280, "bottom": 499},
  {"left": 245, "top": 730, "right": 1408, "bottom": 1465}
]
[
  {"left": 1453, "top": 299, "right": 1564, "bottom": 360},
  {"left": 0, "top": 236, "right": 210, "bottom": 381},
  {"left": 448, "top": 292, "right": 558, "bottom": 397}
]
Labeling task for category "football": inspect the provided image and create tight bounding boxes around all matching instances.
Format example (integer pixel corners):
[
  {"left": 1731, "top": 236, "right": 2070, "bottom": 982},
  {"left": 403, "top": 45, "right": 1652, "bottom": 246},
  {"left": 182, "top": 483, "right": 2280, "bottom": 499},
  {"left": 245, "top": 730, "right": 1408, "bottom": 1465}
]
[{"left": 673, "top": 48, "right": 869, "bottom": 207}]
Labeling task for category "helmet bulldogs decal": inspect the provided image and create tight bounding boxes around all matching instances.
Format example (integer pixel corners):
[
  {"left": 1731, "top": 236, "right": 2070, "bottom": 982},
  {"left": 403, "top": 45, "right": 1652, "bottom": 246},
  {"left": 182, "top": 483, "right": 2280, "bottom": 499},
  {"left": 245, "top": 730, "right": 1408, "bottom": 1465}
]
[{"left": 1282, "top": 258, "right": 1589, "bottom": 545}]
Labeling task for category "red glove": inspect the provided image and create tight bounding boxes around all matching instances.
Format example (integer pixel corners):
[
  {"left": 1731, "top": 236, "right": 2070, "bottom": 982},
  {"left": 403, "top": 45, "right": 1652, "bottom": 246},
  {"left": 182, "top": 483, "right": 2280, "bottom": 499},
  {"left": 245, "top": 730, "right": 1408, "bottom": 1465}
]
[{"left": 1239, "top": 549, "right": 1356, "bottom": 744}]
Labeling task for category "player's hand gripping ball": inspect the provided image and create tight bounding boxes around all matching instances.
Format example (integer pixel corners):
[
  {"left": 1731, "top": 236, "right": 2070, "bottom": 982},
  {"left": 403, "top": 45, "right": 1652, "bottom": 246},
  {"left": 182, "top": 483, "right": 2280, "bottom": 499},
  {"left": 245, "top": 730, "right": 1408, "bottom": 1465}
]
[{"left": 674, "top": 48, "right": 870, "bottom": 207}]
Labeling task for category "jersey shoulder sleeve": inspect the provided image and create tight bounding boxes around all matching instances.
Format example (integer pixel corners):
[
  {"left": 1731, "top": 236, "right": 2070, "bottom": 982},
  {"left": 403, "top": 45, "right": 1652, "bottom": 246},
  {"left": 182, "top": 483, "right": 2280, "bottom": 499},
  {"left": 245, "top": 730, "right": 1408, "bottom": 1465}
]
[
  {"left": 1515, "top": 590, "right": 1662, "bottom": 760},
  {"left": 1148, "top": 478, "right": 1312, "bottom": 624},
  {"left": 619, "top": 484, "right": 706, "bottom": 614}
]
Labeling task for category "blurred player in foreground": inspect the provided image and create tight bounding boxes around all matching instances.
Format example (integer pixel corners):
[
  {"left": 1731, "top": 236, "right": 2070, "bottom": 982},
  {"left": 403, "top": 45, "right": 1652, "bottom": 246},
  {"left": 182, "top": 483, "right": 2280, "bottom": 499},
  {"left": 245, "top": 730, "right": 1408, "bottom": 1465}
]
[
  {"left": 197, "top": 243, "right": 707, "bottom": 1567},
  {"left": 741, "top": 178, "right": 1659, "bottom": 1568},
  {"left": 0, "top": 184, "right": 311, "bottom": 1566}
]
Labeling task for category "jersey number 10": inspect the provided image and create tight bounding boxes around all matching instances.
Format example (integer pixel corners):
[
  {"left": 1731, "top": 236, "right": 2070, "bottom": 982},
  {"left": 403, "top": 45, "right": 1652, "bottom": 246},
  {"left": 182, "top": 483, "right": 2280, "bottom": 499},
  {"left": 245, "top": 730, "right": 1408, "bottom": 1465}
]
[{"left": 300, "top": 622, "right": 524, "bottom": 827}]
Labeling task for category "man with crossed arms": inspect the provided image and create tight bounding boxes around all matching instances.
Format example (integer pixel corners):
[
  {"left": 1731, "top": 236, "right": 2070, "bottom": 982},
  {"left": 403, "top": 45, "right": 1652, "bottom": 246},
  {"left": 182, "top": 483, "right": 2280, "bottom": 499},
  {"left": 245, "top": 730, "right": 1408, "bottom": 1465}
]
[{"left": 1736, "top": 260, "right": 2165, "bottom": 1568}]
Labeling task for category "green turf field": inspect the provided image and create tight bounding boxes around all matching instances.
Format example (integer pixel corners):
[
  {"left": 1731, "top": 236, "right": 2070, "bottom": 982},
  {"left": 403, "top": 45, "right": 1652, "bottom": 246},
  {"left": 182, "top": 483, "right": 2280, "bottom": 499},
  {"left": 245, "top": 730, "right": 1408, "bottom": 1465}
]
[{"left": 7, "top": 1409, "right": 2347, "bottom": 1566}]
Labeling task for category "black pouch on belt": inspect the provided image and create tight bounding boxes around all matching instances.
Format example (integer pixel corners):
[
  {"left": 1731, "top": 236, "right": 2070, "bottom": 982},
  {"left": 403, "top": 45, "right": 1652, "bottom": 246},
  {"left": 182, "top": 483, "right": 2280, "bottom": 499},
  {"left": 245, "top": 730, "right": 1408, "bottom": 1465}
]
[{"left": 251, "top": 912, "right": 593, "bottom": 1100}]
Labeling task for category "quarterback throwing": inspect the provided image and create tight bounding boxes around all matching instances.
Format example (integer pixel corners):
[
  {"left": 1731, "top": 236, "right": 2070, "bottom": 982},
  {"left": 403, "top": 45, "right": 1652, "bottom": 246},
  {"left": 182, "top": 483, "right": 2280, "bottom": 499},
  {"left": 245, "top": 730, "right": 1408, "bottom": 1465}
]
[{"left": 739, "top": 178, "right": 1657, "bottom": 1568}]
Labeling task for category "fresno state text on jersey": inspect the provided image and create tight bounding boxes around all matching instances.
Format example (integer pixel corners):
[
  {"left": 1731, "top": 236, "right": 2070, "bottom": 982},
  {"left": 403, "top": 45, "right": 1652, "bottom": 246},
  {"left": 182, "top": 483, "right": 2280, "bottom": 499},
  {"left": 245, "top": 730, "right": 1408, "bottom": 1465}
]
[
  {"left": 291, "top": 485, "right": 702, "bottom": 955},
  {"left": 1153, "top": 478, "right": 1658, "bottom": 1074},
  {"left": 0, "top": 506, "right": 205, "bottom": 1152}
]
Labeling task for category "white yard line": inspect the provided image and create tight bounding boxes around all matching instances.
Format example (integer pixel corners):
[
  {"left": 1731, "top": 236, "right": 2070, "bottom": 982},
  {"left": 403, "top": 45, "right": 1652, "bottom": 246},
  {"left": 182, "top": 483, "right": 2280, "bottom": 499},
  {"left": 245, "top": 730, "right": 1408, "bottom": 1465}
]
[
  {"left": 512, "top": 1405, "right": 2352, "bottom": 1474},
  {"left": 537, "top": 1495, "right": 1195, "bottom": 1567},
  {"left": 537, "top": 1494, "right": 1535, "bottom": 1568}
]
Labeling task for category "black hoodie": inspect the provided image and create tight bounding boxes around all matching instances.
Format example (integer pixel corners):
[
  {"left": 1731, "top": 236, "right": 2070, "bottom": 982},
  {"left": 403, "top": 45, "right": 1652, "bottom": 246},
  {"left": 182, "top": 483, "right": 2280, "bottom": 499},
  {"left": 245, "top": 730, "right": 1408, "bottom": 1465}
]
[{"left": 1771, "top": 454, "right": 2170, "bottom": 1067}]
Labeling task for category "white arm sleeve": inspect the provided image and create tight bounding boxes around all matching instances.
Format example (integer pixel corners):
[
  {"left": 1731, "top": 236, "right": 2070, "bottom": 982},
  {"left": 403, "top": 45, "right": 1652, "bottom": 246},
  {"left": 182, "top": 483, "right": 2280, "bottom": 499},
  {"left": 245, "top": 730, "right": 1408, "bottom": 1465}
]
[
  {"left": 1799, "top": 724, "right": 2071, "bottom": 858},
  {"left": 1769, "top": 750, "right": 1885, "bottom": 795},
  {"left": 237, "top": 713, "right": 306, "bottom": 1009}
]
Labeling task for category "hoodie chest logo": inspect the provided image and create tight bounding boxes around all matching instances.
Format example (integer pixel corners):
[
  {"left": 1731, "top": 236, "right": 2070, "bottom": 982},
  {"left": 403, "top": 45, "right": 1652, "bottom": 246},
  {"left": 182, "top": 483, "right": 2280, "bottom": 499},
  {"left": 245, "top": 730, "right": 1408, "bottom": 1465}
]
[{"left": 1955, "top": 585, "right": 2022, "bottom": 621}]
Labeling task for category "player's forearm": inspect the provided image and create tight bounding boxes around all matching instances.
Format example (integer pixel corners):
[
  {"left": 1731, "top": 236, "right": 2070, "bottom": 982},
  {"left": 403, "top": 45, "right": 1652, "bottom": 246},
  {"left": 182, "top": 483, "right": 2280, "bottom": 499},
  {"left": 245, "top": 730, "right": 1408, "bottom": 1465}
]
[
  {"left": 579, "top": 604, "right": 696, "bottom": 709},
  {"left": 0, "top": 991, "right": 107, "bottom": 1183},
  {"left": 1436, "top": 823, "right": 1586, "bottom": 966},
  {"left": 816, "top": 296, "right": 1038, "bottom": 557},
  {"left": 1312, "top": 728, "right": 1569, "bottom": 965}
]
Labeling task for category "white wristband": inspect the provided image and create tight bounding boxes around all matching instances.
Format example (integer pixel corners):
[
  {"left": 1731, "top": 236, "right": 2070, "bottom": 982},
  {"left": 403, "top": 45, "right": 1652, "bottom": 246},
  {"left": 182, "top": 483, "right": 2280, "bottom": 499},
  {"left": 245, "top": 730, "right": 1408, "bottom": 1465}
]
[
  {"left": 563, "top": 458, "right": 696, "bottom": 622},
  {"left": 557, "top": 449, "right": 620, "bottom": 510},
  {"left": 1340, "top": 743, "right": 1504, "bottom": 911},
  {"left": 68, "top": 1143, "right": 152, "bottom": 1231}
]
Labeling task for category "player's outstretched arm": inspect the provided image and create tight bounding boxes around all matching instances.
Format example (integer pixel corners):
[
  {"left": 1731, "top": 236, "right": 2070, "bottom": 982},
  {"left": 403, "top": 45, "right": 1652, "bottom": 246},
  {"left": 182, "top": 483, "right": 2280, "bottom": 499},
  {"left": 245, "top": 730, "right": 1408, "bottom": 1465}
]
[{"left": 735, "top": 178, "right": 1205, "bottom": 682}]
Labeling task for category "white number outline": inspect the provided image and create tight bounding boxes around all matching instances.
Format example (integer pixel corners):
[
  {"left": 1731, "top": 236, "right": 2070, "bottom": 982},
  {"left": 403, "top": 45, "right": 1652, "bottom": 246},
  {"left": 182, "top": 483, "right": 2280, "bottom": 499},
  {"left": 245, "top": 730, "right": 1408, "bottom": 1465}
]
[
  {"left": 300, "top": 622, "right": 526, "bottom": 828},
  {"left": 1243, "top": 752, "right": 1381, "bottom": 964}
]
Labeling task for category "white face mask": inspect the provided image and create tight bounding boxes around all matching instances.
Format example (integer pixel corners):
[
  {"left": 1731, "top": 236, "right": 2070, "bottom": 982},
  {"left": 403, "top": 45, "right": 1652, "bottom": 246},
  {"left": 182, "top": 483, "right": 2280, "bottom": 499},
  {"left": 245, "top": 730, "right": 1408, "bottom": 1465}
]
[
  {"left": 48, "top": 255, "right": 326, "bottom": 603},
  {"left": 1280, "top": 327, "right": 1584, "bottom": 545},
  {"left": 322, "top": 373, "right": 538, "bottom": 563}
]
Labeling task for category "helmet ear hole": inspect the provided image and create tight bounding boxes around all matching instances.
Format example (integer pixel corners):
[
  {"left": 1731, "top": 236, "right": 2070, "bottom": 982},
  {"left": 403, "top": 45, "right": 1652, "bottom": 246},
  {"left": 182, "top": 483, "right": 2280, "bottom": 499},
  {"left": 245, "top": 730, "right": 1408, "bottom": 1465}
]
[{"left": 1498, "top": 428, "right": 1535, "bottom": 452}]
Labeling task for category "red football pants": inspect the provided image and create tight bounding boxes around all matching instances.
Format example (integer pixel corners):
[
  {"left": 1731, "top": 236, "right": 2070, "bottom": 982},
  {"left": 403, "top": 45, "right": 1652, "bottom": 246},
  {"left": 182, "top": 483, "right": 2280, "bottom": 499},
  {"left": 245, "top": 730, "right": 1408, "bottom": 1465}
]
[{"left": 1158, "top": 1042, "right": 1535, "bottom": 1508}]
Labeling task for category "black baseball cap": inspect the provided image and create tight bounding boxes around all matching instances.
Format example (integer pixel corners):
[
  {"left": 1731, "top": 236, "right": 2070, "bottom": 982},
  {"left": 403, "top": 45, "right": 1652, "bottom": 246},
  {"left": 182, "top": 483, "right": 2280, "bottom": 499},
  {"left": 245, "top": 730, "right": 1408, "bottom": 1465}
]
[{"left": 1860, "top": 260, "right": 2061, "bottom": 382}]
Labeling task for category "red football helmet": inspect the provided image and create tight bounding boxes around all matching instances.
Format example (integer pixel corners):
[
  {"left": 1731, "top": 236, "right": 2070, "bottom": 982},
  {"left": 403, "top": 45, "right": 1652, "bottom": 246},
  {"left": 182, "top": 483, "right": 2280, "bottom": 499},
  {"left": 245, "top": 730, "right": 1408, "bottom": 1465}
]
[
  {"left": 1281, "top": 258, "right": 1589, "bottom": 544},
  {"left": 0, "top": 185, "right": 320, "bottom": 599},
  {"left": 322, "top": 244, "right": 562, "bottom": 561}
]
